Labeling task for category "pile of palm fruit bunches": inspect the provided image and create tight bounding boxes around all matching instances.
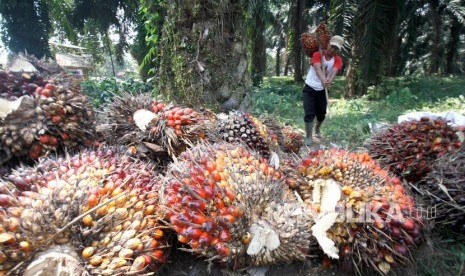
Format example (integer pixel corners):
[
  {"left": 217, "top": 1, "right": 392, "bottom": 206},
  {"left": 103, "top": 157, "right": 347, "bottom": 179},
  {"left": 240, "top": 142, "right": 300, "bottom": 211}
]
[
  {"left": 0, "top": 70, "right": 96, "bottom": 166},
  {"left": 97, "top": 93, "right": 302, "bottom": 160},
  {"left": 3, "top": 67, "right": 465, "bottom": 275},
  {"left": 365, "top": 117, "right": 464, "bottom": 235}
]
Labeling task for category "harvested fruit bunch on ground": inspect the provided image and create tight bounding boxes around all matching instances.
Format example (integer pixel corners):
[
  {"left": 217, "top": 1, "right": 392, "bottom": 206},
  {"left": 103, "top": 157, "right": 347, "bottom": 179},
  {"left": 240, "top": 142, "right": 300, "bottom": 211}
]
[
  {"left": 281, "top": 126, "right": 304, "bottom": 153},
  {"left": 163, "top": 143, "right": 313, "bottom": 268},
  {"left": 300, "top": 23, "right": 331, "bottom": 57},
  {"left": 99, "top": 93, "right": 211, "bottom": 158},
  {"left": 0, "top": 71, "right": 95, "bottom": 163},
  {"left": 283, "top": 149, "right": 422, "bottom": 275},
  {"left": 419, "top": 144, "right": 465, "bottom": 234},
  {"left": 217, "top": 111, "right": 272, "bottom": 158},
  {"left": 0, "top": 148, "right": 168, "bottom": 275},
  {"left": 365, "top": 117, "right": 462, "bottom": 183},
  {"left": 259, "top": 115, "right": 303, "bottom": 154}
]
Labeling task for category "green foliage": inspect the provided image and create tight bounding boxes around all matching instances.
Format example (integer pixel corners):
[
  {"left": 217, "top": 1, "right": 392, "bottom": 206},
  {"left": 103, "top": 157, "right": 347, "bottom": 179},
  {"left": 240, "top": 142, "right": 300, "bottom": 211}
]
[
  {"left": 253, "top": 76, "right": 465, "bottom": 148},
  {"left": 81, "top": 77, "right": 155, "bottom": 107},
  {"left": 139, "top": 0, "right": 165, "bottom": 79},
  {"left": 252, "top": 77, "right": 304, "bottom": 124},
  {"left": 0, "top": 0, "right": 52, "bottom": 57}
]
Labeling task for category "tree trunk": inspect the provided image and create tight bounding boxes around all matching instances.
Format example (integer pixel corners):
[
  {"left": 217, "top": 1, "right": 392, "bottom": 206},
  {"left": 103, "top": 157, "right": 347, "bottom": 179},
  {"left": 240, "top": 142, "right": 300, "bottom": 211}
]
[
  {"left": 429, "top": 0, "right": 441, "bottom": 74},
  {"left": 157, "top": 0, "right": 251, "bottom": 111},
  {"left": 275, "top": 45, "right": 281, "bottom": 76},
  {"left": 284, "top": 53, "right": 291, "bottom": 76},
  {"left": 250, "top": 3, "right": 267, "bottom": 86},
  {"left": 345, "top": 42, "right": 365, "bottom": 98},
  {"left": 289, "top": 0, "right": 306, "bottom": 82},
  {"left": 386, "top": 4, "right": 401, "bottom": 77},
  {"left": 445, "top": 19, "right": 460, "bottom": 74}
]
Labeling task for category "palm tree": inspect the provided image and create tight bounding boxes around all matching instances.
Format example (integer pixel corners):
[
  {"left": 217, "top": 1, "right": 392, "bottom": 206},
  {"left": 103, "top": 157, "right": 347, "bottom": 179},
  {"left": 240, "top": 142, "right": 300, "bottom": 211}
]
[{"left": 156, "top": 0, "right": 251, "bottom": 111}]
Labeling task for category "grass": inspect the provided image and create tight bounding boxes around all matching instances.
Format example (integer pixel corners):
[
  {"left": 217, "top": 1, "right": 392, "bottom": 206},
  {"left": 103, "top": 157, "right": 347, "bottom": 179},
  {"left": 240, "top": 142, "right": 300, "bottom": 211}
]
[{"left": 252, "top": 76, "right": 465, "bottom": 148}]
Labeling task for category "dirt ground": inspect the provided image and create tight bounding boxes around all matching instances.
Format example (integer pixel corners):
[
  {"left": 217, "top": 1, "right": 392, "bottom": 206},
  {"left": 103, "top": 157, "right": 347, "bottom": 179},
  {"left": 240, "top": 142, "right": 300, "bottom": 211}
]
[{"left": 157, "top": 250, "right": 348, "bottom": 276}]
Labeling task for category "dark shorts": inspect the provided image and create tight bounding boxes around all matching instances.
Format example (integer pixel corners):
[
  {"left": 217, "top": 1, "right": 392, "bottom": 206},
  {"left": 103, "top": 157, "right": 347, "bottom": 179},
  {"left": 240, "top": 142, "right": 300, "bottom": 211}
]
[{"left": 302, "top": 84, "right": 327, "bottom": 123}]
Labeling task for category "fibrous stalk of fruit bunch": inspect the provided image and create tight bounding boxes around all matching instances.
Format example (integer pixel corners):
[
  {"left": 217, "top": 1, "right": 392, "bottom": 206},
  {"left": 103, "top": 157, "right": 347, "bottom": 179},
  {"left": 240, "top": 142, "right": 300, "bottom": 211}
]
[
  {"left": 300, "top": 23, "right": 331, "bottom": 57},
  {"left": 163, "top": 143, "right": 313, "bottom": 268},
  {"left": 98, "top": 93, "right": 212, "bottom": 159},
  {"left": 418, "top": 144, "right": 465, "bottom": 234},
  {"left": 0, "top": 148, "right": 168, "bottom": 275},
  {"left": 0, "top": 70, "right": 95, "bottom": 164},
  {"left": 283, "top": 149, "right": 423, "bottom": 275},
  {"left": 365, "top": 117, "right": 462, "bottom": 183},
  {"left": 259, "top": 115, "right": 303, "bottom": 154},
  {"left": 217, "top": 111, "right": 273, "bottom": 158}
]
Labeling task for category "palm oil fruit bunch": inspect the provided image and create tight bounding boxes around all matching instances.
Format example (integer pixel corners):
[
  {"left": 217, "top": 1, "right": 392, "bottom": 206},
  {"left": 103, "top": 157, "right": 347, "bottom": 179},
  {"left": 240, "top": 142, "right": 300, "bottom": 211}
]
[
  {"left": 315, "top": 23, "right": 331, "bottom": 50},
  {"left": 218, "top": 111, "right": 272, "bottom": 158},
  {"left": 300, "top": 23, "right": 331, "bottom": 57},
  {"left": 0, "top": 70, "right": 95, "bottom": 162},
  {"left": 285, "top": 149, "right": 422, "bottom": 275},
  {"left": 258, "top": 116, "right": 302, "bottom": 154},
  {"left": 0, "top": 148, "right": 168, "bottom": 275},
  {"left": 163, "top": 143, "right": 313, "bottom": 268},
  {"left": 366, "top": 117, "right": 462, "bottom": 183},
  {"left": 300, "top": 33, "right": 319, "bottom": 57},
  {"left": 281, "top": 126, "right": 303, "bottom": 153},
  {"left": 100, "top": 93, "right": 207, "bottom": 158},
  {"left": 419, "top": 144, "right": 465, "bottom": 234}
]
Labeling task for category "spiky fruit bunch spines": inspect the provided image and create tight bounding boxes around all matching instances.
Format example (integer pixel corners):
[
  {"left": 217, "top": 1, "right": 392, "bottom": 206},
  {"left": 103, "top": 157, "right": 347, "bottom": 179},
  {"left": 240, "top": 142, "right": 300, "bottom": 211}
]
[
  {"left": 0, "top": 148, "right": 168, "bottom": 275},
  {"left": 99, "top": 93, "right": 208, "bottom": 158},
  {"left": 366, "top": 117, "right": 462, "bottom": 183},
  {"left": 284, "top": 149, "right": 422, "bottom": 275},
  {"left": 0, "top": 71, "right": 95, "bottom": 162},
  {"left": 419, "top": 144, "right": 465, "bottom": 234},
  {"left": 218, "top": 111, "right": 272, "bottom": 157},
  {"left": 300, "top": 23, "right": 331, "bottom": 57},
  {"left": 163, "top": 143, "right": 313, "bottom": 268}
]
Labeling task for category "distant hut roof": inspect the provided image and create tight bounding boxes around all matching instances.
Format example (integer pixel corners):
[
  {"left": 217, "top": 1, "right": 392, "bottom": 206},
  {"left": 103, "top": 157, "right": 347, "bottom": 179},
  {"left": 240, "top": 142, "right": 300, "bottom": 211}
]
[{"left": 55, "top": 53, "right": 92, "bottom": 69}]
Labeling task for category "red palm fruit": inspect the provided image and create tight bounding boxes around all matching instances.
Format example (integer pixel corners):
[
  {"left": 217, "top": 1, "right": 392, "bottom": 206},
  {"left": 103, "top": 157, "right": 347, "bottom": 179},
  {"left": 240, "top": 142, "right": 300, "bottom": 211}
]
[
  {"left": 198, "top": 232, "right": 213, "bottom": 246},
  {"left": 219, "top": 228, "right": 231, "bottom": 242},
  {"left": 39, "top": 135, "right": 50, "bottom": 144},
  {"left": 215, "top": 242, "right": 230, "bottom": 257},
  {"left": 186, "top": 227, "right": 202, "bottom": 239}
]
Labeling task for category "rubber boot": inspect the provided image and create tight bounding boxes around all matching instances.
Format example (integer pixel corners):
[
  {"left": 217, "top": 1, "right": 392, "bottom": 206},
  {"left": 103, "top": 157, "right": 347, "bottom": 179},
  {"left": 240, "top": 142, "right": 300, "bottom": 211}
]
[
  {"left": 315, "top": 121, "right": 323, "bottom": 139},
  {"left": 305, "top": 121, "right": 313, "bottom": 146}
]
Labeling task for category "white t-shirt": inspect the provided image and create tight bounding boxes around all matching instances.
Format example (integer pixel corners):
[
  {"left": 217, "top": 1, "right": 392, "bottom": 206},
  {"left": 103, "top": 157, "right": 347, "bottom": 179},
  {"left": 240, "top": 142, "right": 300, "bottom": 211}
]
[{"left": 305, "top": 51, "right": 342, "bottom": 91}]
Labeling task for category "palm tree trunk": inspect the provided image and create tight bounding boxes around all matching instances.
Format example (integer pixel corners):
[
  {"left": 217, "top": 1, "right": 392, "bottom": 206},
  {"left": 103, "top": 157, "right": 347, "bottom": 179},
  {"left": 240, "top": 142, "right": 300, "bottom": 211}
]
[
  {"left": 445, "top": 18, "right": 460, "bottom": 74},
  {"left": 250, "top": 3, "right": 267, "bottom": 86},
  {"left": 276, "top": 46, "right": 281, "bottom": 76},
  {"left": 157, "top": 0, "right": 251, "bottom": 111},
  {"left": 429, "top": 0, "right": 441, "bottom": 74},
  {"left": 289, "top": 0, "right": 306, "bottom": 82}
]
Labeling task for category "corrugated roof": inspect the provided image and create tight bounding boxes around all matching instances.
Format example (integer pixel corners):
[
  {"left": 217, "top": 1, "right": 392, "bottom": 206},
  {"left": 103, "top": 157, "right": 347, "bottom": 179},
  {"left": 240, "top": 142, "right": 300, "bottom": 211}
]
[{"left": 55, "top": 53, "right": 92, "bottom": 68}]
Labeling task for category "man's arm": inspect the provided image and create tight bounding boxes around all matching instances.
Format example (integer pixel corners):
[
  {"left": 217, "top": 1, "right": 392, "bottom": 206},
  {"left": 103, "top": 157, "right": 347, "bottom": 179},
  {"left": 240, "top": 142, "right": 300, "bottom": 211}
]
[
  {"left": 325, "top": 56, "right": 342, "bottom": 86},
  {"left": 326, "top": 68, "right": 339, "bottom": 84},
  {"left": 314, "top": 62, "right": 327, "bottom": 87}
]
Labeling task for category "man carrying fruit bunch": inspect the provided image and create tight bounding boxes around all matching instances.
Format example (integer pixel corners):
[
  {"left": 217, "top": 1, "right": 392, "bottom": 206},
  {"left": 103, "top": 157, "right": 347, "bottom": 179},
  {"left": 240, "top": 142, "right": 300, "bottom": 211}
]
[{"left": 302, "top": 35, "right": 344, "bottom": 146}]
